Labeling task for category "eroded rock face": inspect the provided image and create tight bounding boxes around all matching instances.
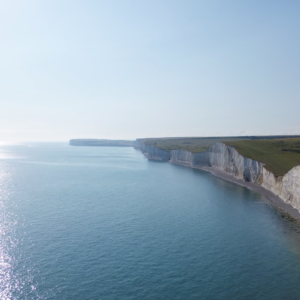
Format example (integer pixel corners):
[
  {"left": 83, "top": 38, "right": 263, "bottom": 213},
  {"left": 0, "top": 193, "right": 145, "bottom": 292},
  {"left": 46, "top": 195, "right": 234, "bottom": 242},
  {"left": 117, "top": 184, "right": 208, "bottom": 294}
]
[
  {"left": 135, "top": 140, "right": 169, "bottom": 161},
  {"left": 144, "top": 145, "right": 170, "bottom": 161},
  {"left": 170, "top": 150, "right": 194, "bottom": 166},
  {"left": 170, "top": 142, "right": 263, "bottom": 183},
  {"left": 136, "top": 139, "right": 300, "bottom": 212},
  {"left": 208, "top": 142, "right": 245, "bottom": 180},
  {"left": 262, "top": 166, "right": 300, "bottom": 212},
  {"left": 209, "top": 143, "right": 264, "bottom": 182}
]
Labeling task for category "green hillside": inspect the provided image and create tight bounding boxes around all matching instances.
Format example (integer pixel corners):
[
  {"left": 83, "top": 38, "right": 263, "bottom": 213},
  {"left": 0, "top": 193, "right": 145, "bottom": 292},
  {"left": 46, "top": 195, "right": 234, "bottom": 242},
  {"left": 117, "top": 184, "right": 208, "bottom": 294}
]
[{"left": 225, "top": 138, "right": 300, "bottom": 176}]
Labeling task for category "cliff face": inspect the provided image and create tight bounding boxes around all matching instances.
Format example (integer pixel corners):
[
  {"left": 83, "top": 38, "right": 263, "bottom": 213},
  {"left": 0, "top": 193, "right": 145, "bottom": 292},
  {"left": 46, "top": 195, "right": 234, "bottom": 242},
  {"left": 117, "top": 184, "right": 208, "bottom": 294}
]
[
  {"left": 136, "top": 139, "right": 300, "bottom": 213},
  {"left": 170, "top": 150, "right": 194, "bottom": 166},
  {"left": 135, "top": 140, "right": 170, "bottom": 161},
  {"left": 144, "top": 145, "right": 170, "bottom": 161},
  {"left": 134, "top": 139, "right": 147, "bottom": 152},
  {"left": 261, "top": 166, "right": 300, "bottom": 212},
  {"left": 207, "top": 143, "right": 264, "bottom": 183},
  {"left": 170, "top": 143, "right": 263, "bottom": 183}
]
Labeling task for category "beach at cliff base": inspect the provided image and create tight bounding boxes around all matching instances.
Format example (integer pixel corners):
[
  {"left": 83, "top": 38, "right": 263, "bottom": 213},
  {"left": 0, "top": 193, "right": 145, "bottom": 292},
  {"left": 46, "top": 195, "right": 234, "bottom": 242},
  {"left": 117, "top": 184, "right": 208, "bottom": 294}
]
[{"left": 198, "top": 165, "right": 300, "bottom": 223}]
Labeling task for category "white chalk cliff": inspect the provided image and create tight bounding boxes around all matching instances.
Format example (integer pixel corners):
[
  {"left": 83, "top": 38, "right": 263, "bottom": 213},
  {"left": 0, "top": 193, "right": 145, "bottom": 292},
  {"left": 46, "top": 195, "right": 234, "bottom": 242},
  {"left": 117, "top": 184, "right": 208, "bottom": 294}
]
[{"left": 135, "top": 140, "right": 300, "bottom": 213}]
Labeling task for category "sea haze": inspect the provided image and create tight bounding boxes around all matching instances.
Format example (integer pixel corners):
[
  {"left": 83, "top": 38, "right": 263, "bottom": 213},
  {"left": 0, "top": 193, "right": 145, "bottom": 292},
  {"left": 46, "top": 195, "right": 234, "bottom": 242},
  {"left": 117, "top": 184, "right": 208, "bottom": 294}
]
[{"left": 1, "top": 143, "right": 300, "bottom": 299}]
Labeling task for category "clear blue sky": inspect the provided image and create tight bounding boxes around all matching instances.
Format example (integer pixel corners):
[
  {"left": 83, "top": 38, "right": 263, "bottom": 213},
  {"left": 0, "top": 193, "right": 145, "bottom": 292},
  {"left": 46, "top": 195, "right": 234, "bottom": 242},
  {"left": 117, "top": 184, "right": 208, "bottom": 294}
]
[{"left": 1, "top": 0, "right": 299, "bottom": 141}]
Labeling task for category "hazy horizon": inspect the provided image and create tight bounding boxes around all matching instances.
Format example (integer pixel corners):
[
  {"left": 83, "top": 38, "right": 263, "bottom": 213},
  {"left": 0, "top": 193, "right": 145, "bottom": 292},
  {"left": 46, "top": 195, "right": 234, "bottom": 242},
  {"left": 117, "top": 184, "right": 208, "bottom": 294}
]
[{"left": 1, "top": 1, "right": 300, "bottom": 142}]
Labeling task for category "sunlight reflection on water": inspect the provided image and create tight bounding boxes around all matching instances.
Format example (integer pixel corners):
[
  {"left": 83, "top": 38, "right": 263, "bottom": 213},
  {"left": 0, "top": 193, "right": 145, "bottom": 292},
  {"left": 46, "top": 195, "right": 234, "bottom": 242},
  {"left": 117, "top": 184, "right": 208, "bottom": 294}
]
[
  {"left": 0, "top": 167, "right": 39, "bottom": 299},
  {"left": 0, "top": 168, "right": 15, "bottom": 299},
  {"left": 0, "top": 146, "right": 24, "bottom": 160}
]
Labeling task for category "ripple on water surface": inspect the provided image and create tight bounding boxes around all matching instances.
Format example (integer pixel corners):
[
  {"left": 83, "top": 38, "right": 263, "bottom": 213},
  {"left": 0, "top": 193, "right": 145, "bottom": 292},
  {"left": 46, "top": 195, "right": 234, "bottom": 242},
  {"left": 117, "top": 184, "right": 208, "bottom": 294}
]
[{"left": 0, "top": 144, "right": 300, "bottom": 299}]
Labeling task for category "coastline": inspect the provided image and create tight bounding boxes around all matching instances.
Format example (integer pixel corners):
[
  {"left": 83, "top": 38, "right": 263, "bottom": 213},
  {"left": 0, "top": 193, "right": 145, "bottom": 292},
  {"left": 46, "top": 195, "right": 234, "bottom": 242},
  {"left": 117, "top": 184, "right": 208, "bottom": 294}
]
[{"left": 170, "top": 161, "right": 300, "bottom": 223}]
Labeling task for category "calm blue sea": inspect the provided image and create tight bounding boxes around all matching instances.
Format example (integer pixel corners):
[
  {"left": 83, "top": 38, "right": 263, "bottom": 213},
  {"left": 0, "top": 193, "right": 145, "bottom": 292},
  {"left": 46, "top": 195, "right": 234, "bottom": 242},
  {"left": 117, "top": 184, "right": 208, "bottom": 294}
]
[{"left": 1, "top": 143, "right": 300, "bottom": 299}]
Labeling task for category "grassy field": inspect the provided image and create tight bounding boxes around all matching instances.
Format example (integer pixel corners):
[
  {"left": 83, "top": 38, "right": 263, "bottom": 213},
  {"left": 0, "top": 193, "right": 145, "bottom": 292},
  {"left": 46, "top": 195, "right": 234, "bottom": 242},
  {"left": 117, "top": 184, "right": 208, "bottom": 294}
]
[
  {"left": 144, "top": 137, "right": 246, "bottom": 153},
  {"left": 143, "top": 136, "right": 300, "bottom": 176},
  {"left": 225, "top": 138, "right": 300, "bottom": 176}
]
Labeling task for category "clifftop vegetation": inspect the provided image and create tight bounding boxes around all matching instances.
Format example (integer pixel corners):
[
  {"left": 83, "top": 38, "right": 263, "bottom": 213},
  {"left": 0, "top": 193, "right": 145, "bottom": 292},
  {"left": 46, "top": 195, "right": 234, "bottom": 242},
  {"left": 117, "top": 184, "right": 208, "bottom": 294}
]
[{"left": 225, "top": 138, "right": 300, "bottom": 176}]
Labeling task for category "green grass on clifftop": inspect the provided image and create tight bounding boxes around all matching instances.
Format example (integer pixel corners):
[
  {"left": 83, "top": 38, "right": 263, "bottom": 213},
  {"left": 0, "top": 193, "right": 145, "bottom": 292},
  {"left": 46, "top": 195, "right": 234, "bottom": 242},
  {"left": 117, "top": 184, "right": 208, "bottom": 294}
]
[
  {"left": 144, "top": 137, "right": 245, "bottom": 153},
  {"left": 225, "top": 138, "right": 300, "bottom": 177}
]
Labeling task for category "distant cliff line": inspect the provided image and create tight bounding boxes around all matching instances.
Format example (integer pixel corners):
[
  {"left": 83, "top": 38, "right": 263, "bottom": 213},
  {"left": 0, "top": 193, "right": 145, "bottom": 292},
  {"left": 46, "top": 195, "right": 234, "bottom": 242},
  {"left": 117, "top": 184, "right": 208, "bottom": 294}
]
[{"left": 134, "top": 138, "right": 300, "bottom": 223}]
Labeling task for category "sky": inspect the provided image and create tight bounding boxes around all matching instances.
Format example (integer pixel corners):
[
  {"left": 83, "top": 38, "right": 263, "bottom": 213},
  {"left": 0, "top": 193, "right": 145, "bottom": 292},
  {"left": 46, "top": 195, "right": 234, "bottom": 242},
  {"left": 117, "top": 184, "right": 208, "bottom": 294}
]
[{"left": 1, "top": 0, "right": 300, "bottom": 142}]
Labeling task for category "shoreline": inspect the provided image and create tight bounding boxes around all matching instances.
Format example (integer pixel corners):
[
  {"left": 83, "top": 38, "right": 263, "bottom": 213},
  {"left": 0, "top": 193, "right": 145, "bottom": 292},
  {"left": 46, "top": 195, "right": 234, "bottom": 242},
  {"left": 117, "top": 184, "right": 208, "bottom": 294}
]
[{"left": 170, "top": 161, "right": 300, "bottom": 223}]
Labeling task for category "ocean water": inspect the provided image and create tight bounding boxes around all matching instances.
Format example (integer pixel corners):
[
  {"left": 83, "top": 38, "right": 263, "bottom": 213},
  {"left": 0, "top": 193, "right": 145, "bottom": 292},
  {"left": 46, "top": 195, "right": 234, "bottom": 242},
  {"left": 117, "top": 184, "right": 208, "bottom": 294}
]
[{"left": 1, "top": 143, "right": 300, "bottom": 300}]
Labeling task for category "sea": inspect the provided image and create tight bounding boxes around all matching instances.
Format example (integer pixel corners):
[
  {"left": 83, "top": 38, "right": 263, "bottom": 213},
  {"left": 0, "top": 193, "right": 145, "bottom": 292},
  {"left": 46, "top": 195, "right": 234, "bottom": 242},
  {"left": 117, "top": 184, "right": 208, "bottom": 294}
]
[{"left": 1, "top": 142, "right": 300, "bottom": 300}]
